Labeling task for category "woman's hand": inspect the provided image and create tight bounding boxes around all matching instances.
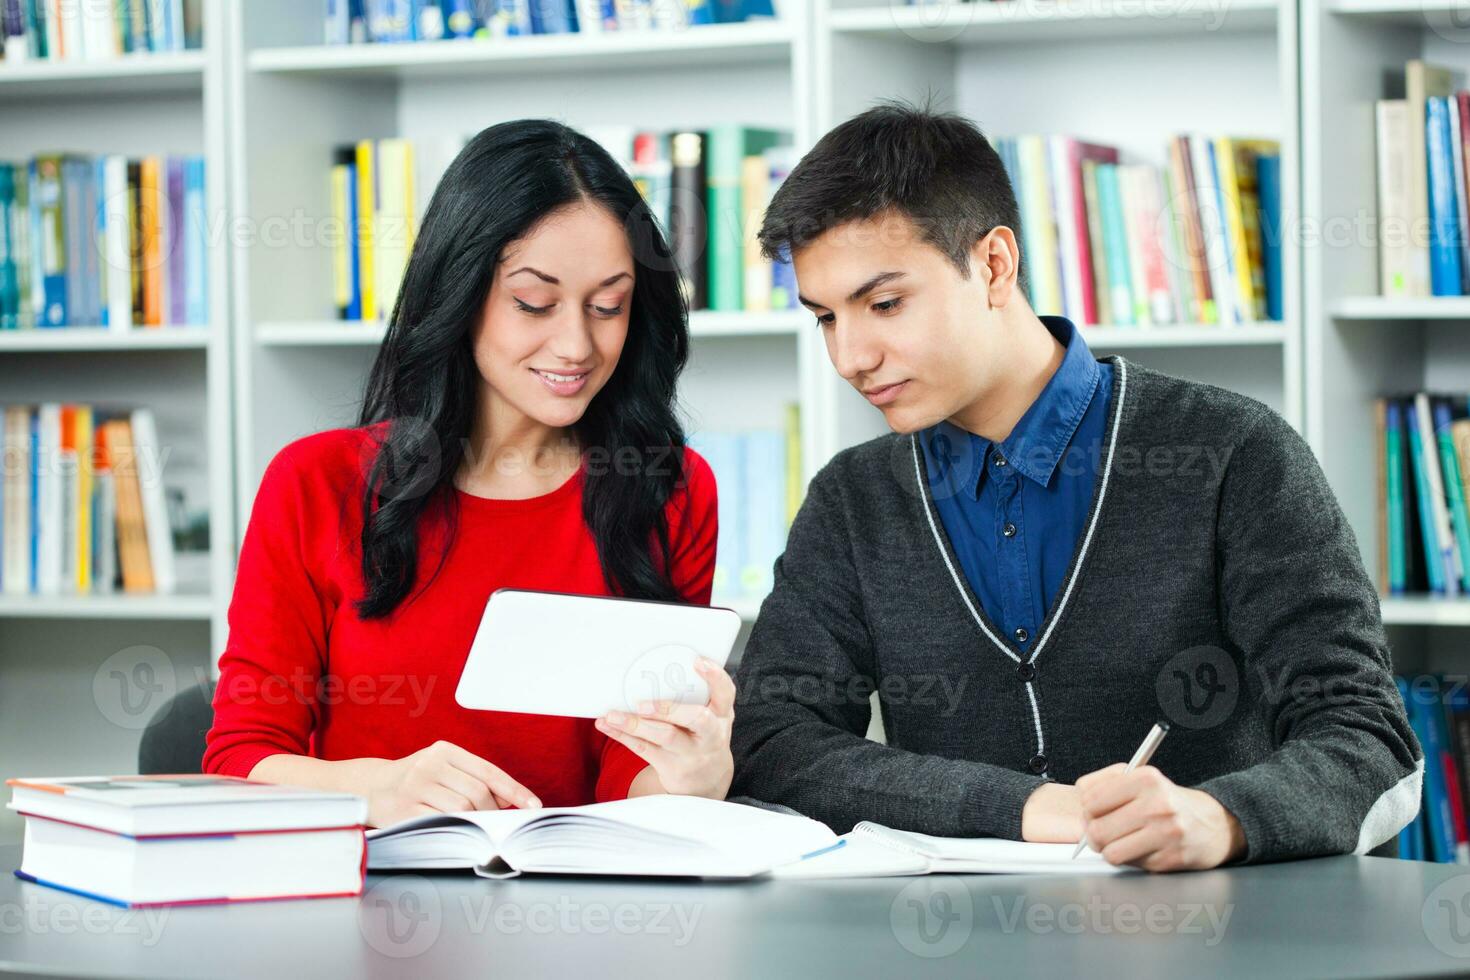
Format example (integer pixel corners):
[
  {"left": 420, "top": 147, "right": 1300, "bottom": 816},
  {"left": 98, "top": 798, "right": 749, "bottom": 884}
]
[
  {"left": 363, "top": 740, "right": 542, "bottom": 828},
  {"left": 594, "top": 657, "right": 735, "bottom": 800}
]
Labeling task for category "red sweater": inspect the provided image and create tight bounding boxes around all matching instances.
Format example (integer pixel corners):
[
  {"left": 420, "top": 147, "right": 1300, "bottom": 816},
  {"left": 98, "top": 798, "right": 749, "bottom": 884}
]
[{"left": 203, "top": 424, "right": 718, "bottom": 805}]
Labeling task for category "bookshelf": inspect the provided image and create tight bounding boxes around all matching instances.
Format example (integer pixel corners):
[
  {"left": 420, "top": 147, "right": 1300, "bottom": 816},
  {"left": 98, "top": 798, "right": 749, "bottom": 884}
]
[
  {"left": 0, "top": 0, "right": 232, "bottom": 842},
  {"left": 1301, "top": 0, "right": 1470, "bottom": 649}
]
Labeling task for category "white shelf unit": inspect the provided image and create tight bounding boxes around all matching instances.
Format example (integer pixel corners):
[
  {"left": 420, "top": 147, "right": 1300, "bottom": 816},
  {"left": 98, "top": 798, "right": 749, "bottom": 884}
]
[
  {"left": 814, "top": 0, "right": 1303, "bottom": 457},
  {"left": 226, "top": 2, "right": 820, "bottom": 628},
  {"left": 1302, "top": 0, "right": 1470, "bottom": 648},
  {"left": 0, "top": 0, "right": 232, "bottom": 843}
]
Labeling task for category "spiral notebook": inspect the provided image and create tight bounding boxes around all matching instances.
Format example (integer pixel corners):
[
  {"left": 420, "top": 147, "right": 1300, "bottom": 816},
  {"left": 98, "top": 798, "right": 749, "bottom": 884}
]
[{"left": 772, "top": 822, "right": 1129, "bottom": 878}]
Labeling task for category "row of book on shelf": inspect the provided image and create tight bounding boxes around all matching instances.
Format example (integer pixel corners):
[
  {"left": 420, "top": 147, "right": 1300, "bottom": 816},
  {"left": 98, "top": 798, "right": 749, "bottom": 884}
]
[
  {"left": 997, "top": 134, "right": 1282, "bottom": 329},
  {"left": 0, "top": 404, "right": 179, "bottom": 597},
  {"left": 329, "top": 127, "right": 796, "bottom": 324},
  {"left": 1376, "top": 61, "right": 1470, "bottom": 298},
  {"left": 1397, "top": 675, "right": 1470, "bottom": 863},
  {"left": 322, "top": 0, "right": 779, "bottom": 44},
  {"left": 1374, "top": 394, "right": 1470, "bottom": 598},
  {"left": 0, "top": 154, "right": 209, "bottom": 331},
  {"left": 688, "top": 404, "right": 801, "bottom": 606},
  {"left": 0, "top": 0, "right": 203, "bottom": 63}
]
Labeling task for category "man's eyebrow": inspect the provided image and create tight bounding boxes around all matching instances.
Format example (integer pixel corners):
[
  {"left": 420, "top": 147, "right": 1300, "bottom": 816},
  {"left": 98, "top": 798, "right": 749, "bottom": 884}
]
[
  {"left": 507, "top": 268, "right": 632, "bottom": 288},
  {"left": 799, "top": 271, "right": 908, "bottom": 311}
]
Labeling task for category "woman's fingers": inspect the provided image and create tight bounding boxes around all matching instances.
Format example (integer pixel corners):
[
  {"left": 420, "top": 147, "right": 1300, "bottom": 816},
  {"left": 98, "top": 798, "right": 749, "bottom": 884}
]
[
  {"left": 419, "top": 784, "right": 474, "bottom": 815},
  {"left": 437, "top": 741, "right": 541, "bottom": 808},
  {"left": 604, "top": 711, "right": 683, "bottom": 747},
  {"left": 595, "top": 718, "right": 667, "bottom": 763},
  {"left": 635, "top": 701, "right": 722, "bottom": 740},
  {"left": 434, "top": 762, "right": 501, "bottom": 811},
  {"left": 698, "top": 657, "right": 736, "bottom": 716}
]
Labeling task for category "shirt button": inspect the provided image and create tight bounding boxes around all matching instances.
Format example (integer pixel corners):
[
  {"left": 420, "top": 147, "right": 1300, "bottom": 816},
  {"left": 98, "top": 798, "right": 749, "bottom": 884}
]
[
  {"left": 994, "top": 454, "right": 1008, "bottom": 467},
  {"left": 1016, "top": 661, "right": 1036, "bottom": 682},
  {"left": 1028, "top": 754, "right": 1048, "bottom": 774},
  {"left": 1014, "top": 627, "right": 1029, "bottom": 643},
  {"left": 1003, "top": 522, "right": 1017, "bottom": 537}
]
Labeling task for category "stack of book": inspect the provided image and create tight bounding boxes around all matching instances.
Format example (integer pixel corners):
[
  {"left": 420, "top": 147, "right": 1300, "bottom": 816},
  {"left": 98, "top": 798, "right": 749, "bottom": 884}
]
[
  {"left": 994, "top": 133, "right": 1282, "bottom": 328},
  {"left": 0, "top": 154, "right": 209, "bottom": 332},
  {"left": 1372, "top": 394, "right": 1470, "bottom": 599},
  {"left": 1376, "top": 61, "right": 1470, "bottom": 298},
  {"left": 0, "top": 0, "right": 203, "bottom": 63},
  {"left": 7, "top": 775, "right": 367, "bottom": 907},
  {"left": 322, "top": 0, "right": 780, "bottom": 45},
  {"left": 1395, "top": 676, "right": 1470, "bottom": 864},
  {"left": 689, "top": 405, "right": 801, "bottom": 606},
  {"left": 327, "top": 126, "right": 797, "bottom": 322},
  {"left": 1, "top": 404, "right": 180, "bottom": 597}
]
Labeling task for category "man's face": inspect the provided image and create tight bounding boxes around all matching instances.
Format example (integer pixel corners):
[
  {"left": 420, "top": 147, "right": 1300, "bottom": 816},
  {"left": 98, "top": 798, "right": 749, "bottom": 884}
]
[{"left": 792, "top": 211, "right": 1007, "bottom": 434}]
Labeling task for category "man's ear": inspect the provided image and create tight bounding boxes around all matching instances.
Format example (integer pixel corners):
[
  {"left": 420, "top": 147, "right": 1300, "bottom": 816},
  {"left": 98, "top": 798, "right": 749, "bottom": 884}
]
[{"left": 970, "top": 227, "right": 1020, "bottom": 309}]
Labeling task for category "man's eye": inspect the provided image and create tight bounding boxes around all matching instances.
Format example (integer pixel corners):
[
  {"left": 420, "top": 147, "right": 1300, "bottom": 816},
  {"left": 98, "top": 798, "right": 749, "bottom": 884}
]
[
  {"left": 815, "top": 312, "right": 835, "bottom": 328},
  {"left": 873, "top": 298, "right": 903, "bottom": 314}
]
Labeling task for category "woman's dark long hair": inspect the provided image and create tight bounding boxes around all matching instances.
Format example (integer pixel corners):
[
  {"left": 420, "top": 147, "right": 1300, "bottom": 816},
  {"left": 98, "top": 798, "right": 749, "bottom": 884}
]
[{"left": 353, "top": 120, "right": 690, "bottom": 619}]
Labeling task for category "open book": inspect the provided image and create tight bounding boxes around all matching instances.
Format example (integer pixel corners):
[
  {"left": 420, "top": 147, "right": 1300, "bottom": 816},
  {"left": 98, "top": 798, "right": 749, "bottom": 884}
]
[
  {"left": 366, "top": 795, "right": 840, "bottom": 879},
  {"left": 773, "top": 822, "right": 1130, "bottom": 878}
]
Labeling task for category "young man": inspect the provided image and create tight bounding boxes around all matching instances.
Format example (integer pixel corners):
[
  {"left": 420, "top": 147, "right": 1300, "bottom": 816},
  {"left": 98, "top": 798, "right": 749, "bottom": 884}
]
[{"left": 728, "top": 103, "right": 1421, "bottom": 871}]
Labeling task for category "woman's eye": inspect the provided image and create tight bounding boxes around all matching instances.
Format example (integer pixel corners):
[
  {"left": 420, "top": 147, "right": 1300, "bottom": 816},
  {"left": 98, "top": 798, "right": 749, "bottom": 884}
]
[
  {"left": 514, "top": 298, "right": 551, "bottom": 315},
  {"left": 592, "top": 304, "right": 625, "bottom": 317},
  {"left": 873, "top": 297, "right": 903, "bottom": 314}
]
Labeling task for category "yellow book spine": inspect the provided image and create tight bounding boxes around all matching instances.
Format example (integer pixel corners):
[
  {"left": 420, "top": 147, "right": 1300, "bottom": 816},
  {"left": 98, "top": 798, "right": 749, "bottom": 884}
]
[
  {"left": 784, "top": 402, "right": 803, "bottom": 527},
  {"left": 75, "top": 406, "right": 92, "bottom": 593},
  {"left": 1214, "top": 137, "right": 1255, "bottom": 321},
  {"left": 356, "top": 140, "right": 377, "bottom": 323}
]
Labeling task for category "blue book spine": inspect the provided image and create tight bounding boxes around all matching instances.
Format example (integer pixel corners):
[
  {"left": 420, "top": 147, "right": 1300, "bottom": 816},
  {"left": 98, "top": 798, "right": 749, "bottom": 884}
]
[
  {"left": 442, "top": 0, "right": 475, "bottom": 36},
  {"left": 184, "top": 157, "right": 207, "bottom": 326},
  {"left": 771, "top": 247, "right": 797, "bottom": 311},
  {"left": 529, "top": 0, "right": 571, "bottom": 33},
  {"left": 494, "top": 0, "right": 532, "bottom": 34},
  {"left": 1398, "top": 676, "right": 1422, "bottom": 860},
  {"left": 325, "top": 0, "right": 351, "bottom": 43},
  {"left": 1428, "top": 97, "right": 1464, "bottom": 296},
  {"left": 683, "top": 0, "right": 714, "bottom": 25},
  {"left": 366, "top": 0, "right": 413, "bottom": 40},
  {"left": 740, "top": 430, "right": 786, "bottom": 601},
  {"left": 1387, "top": 400, "right": 1408, "bottom": 593},
  {"left": 0, "top": 165, "right": 15, "bottom": 331},
  {"left": 687, "top": 432, "right": 742, "bottom": 602},
  {"left": 92, "top": 157, "right": 107, "bottom": 329},
  {"left": 1408, "top": 402, "right": 1448, "bottom": 594},
  {"left": 1256, "top": 154, "right": 1283, "bottom": 321},
  {"left": 343, "top": 160, "right": 361, "bottom": 321},
  {"left": 1411, "top": 682, "right": 1456, "bottom": 861}
]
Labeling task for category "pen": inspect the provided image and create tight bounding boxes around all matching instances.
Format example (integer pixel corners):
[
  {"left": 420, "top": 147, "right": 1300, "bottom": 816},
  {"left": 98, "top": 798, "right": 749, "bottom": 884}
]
[{"left": 1071, "top": 720, "right": 1171, "bottom": 860}]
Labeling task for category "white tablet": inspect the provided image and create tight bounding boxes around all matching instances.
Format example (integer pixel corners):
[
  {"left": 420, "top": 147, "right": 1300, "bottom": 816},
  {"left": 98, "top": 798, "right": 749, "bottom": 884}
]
[{"left": 454, "top": 589, "right": 743, "bottom": 718}]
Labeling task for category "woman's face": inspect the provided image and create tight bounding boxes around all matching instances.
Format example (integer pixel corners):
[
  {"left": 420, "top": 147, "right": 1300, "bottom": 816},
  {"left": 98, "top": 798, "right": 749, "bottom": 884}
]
[{"left": 471, "top": 200, "right": 634, "bottom": 434}]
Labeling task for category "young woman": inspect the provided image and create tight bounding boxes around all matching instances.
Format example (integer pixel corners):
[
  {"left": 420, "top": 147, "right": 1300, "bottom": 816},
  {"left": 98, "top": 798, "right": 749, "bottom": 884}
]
[{"left": 203, "top": 120, "right": 732, "bottom": 827}]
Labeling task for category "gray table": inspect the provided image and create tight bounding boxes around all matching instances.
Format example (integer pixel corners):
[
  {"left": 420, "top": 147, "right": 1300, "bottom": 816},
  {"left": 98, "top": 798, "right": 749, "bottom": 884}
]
[{"left": 5, "top": 844, "right": 1470, "bottom": 979}]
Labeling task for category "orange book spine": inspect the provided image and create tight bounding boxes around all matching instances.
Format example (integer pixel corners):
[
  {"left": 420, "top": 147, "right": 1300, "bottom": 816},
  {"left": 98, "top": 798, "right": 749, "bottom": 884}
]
[
  {"left": 106, "top": 420, "right": 154, "bottom": 593},
  {"left": 140, "top": 158, "right": 163, "bottom": 328}
]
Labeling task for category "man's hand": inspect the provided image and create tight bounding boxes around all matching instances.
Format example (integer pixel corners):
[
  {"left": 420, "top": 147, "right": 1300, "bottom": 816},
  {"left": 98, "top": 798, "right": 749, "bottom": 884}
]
[
  {"left": 1076, "top": 764, "right": 1246, "bottom": 871},
  {"left": 1021, "top": 782, "right": 1084, "bottom": 842}
]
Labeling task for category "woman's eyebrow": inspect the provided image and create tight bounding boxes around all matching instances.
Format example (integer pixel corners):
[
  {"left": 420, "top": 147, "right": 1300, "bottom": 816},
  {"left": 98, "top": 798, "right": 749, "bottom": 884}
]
[{"left": 506, "top": 268, "right": 632, "bottom": 287}]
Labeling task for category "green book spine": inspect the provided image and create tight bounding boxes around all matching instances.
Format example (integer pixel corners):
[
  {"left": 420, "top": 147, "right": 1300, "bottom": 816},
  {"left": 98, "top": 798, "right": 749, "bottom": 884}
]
[
  {"left": 705, "top": 126, "right": 784, "bottom": 312},
  {"left": 1096, "top": 164, "right": 1133, "bottom": 326},
  {"left": 1434, "top": 400, "right": 1470, "bottom": 589},
  {"left": 1386, "top": 401, "right": 1407, "bottom": 592}
]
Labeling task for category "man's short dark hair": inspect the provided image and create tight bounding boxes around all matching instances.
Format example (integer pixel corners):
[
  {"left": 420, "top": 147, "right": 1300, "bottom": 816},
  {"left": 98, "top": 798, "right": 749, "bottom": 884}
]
[{"left": 758, "top": 100, "right": 1026, "bottom": 293}]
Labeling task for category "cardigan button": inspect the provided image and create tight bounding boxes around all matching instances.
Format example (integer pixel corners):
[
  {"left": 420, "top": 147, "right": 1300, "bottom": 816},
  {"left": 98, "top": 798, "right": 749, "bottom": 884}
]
[
  {"left": 1028, "top": 754, "right": 1048, "bottom": 774},
  {"left": 1003, "top": 522, "right": 1017, "bottom": 538},
  {"left": 1014, "top": 627, "right": 1029, "bottom": 643},
  {"left": 1016, "top": 662, "right": 1036, "bottom": 682}
]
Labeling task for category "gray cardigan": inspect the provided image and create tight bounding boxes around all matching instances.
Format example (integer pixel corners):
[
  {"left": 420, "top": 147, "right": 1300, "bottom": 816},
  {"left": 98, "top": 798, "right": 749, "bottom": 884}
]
[{"left": 729, "top": 356, "right": 1423, "bottom": 863}]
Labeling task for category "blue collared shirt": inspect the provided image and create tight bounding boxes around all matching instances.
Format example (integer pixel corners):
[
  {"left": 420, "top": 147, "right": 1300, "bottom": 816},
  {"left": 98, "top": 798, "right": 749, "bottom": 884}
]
[{"left": 919, "top": 316, "right": 1113, "bottom": 654}]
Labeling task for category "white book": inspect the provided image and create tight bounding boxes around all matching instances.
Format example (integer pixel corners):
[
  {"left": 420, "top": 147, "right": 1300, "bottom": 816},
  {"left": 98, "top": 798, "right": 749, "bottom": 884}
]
[
  {"left": 93, "top": 468, "right": 116, "bottom": 594},
  {"left": 1189, "top": 133, "right": 1239, "bottom": 326},
  {"left": 35, "top": 404, "right": 61, "bottom": 596},
  {"left": 1048, "top": 136, "right": 1085, "bottom": 324},
  {"left": 128, "top": 408, "right": 175, "bottom": 594},
  {"left": 1416, "top": 392, "right": 1461, "bottom": 595},
  {"left": 367, "top": 795, "right": 839, "bottom": 879},
  {"left": 59, "top": 0, "right": 85, "bottom": 59},
  {"left": 774, "top": 822, "right": 1128, "bottom": 879},
  {"left": 1, "top": 408, "right": 30, "bottom": 595},
  {"left": 574, "top": 0, "right": 605, "bottom": 35},
  {"left": 103, "top": 156, "right": 133, "bottom": 332},
  {"left": 81, "top": 0, "right": 116, "bottom": 60},
  {"left": 1377, "top": 100, "right": 1413, "bottom": 297}
]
